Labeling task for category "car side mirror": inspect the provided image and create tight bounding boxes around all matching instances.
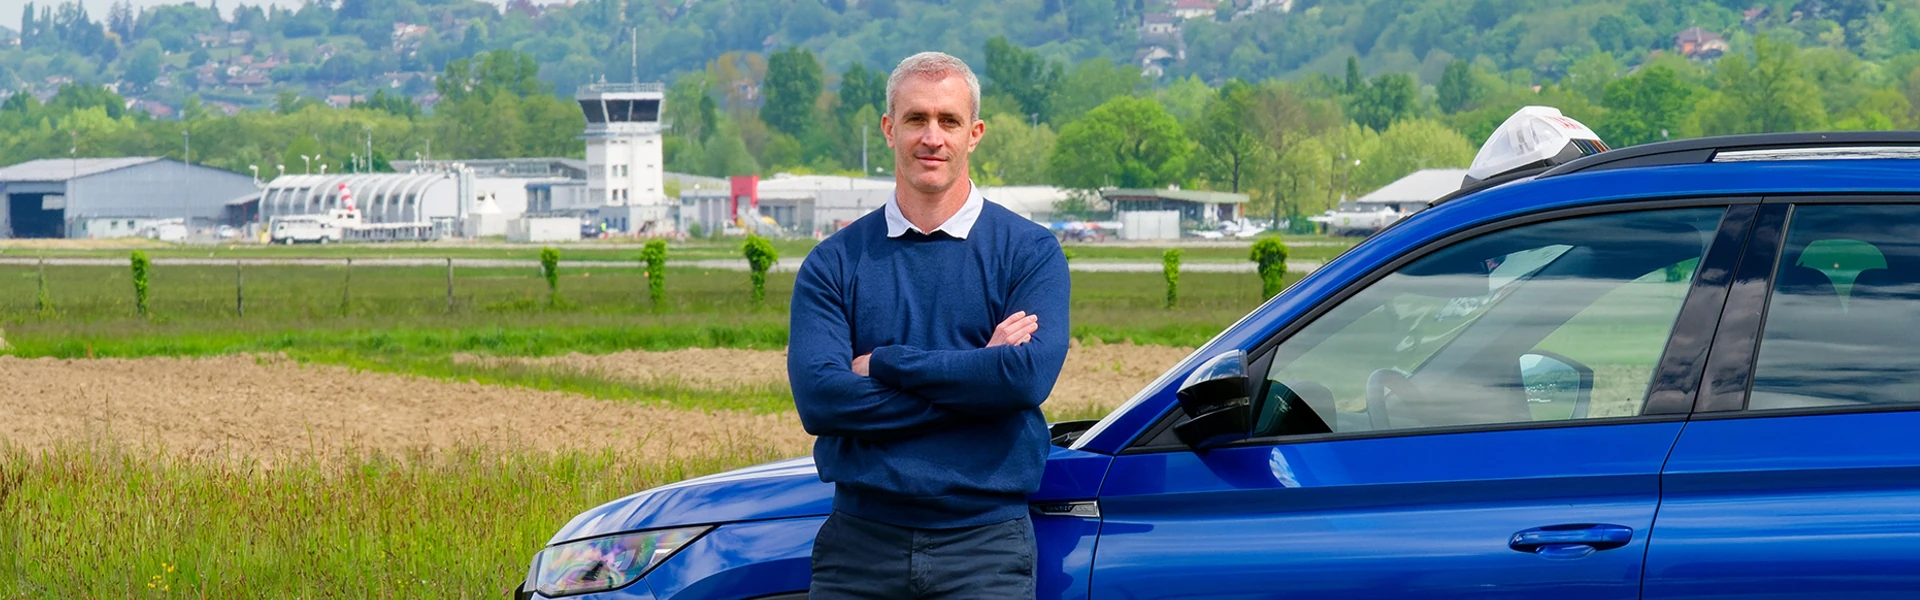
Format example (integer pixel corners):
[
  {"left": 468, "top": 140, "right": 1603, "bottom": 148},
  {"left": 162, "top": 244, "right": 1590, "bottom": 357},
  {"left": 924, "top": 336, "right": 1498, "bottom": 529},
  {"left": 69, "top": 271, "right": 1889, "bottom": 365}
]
[
  {"left": 1173, "top": 350, "right": 1253, "bottom": 451},
  {"left": 1520, "top": 351, "right": 1593, "bottom": 421}
]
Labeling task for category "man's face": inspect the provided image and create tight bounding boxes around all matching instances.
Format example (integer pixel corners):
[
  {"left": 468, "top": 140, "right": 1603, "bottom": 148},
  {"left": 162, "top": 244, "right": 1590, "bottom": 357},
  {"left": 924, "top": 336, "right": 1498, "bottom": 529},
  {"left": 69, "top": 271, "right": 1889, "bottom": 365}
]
[{"left": 882, "top": 73, "right": 985, "bottom": 196}]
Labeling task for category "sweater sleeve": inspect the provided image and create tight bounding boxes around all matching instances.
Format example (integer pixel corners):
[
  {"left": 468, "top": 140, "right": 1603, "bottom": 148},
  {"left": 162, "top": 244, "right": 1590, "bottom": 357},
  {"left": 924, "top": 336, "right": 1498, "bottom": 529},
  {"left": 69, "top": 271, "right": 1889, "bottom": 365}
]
[
  {"left": 867, "top": 229, "right": 1071, "bottom": 416},
  {"left": 787, "top": 246, "right": 960, "bottom": 441}
]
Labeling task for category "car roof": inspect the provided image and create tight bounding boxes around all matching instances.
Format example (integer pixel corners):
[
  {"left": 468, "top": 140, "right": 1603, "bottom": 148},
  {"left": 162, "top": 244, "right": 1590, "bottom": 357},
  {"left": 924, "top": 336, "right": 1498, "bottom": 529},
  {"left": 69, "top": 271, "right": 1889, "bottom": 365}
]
[{"left": 1427, "top": 131, "right": 1920, "bottom": 226}]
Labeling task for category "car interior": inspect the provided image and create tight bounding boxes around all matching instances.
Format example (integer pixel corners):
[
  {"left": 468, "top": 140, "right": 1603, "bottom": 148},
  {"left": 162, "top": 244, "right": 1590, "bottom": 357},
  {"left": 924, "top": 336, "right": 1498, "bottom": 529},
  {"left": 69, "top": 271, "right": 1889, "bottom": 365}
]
[
  {"left": 1254, "top": 209, "right": 1722, "bottom": 438},
  {"left": 1751, "top": 206, "right": 1920, "bottom": 410}
]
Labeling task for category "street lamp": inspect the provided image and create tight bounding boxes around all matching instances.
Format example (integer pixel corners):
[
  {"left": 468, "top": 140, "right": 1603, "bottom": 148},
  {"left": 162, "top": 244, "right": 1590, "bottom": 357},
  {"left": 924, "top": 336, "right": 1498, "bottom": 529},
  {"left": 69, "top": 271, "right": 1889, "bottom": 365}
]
[
  {"left": 351, "top": 152, "right": 358, "bottom": 174},
  {"left": 301, "top": 155, "right": 312, "bottom": 174},
  {"left": 249, "top": 164, "right": 259, "bottom": 185},
  {"left": 276, "top": 164, "right": 286, "bottom": 178}
]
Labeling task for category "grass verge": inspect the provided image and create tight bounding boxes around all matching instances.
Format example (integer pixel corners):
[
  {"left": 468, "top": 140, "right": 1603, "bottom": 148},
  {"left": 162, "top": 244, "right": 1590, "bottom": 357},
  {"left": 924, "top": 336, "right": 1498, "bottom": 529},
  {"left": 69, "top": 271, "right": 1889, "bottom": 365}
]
[{"left": 0, "top": 442, "right": 786, "bottom": 599}]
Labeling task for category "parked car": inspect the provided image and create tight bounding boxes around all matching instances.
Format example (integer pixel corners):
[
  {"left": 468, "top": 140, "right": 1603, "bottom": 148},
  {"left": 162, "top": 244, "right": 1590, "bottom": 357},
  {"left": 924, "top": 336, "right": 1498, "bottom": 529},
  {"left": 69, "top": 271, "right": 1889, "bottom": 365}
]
[{"left": 519, "top": 111, "right": 1920, "bottom": 599}]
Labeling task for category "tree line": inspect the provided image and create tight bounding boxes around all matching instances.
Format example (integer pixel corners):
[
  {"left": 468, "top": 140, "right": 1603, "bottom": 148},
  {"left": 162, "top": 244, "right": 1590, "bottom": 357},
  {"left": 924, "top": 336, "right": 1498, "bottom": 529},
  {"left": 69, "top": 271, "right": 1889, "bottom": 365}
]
[
  {"left": 8, "top": 0, "right": 1920, "bottom": 118},
  {"left": 3, "top": 27, "right": 1919, "bottom": 226}
]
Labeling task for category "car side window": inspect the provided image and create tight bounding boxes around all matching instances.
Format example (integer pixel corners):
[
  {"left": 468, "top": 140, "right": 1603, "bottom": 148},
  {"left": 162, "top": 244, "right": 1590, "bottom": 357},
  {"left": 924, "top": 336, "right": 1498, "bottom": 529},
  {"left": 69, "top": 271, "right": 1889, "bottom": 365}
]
[
  {"left": 1749, "top": 204, "right": 1920, "bottom": 411},
  {"left": 1254, "top": 208, "right": 1724, "bottom": 438}
]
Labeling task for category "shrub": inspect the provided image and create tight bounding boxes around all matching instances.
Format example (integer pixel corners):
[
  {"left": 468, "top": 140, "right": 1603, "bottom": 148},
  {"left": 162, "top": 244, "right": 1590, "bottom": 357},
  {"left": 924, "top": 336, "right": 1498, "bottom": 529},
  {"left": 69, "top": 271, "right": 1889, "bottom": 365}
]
[
  {"left": 641, "top": 239, "right": 668, "bottom": 308},
  {"left": 539, "top": 247, "right": 561, "bottom": 306},
  {"left": 1162, "top": 248, "right": 1182, "bottom": 309},
  {"left": 1250, "top": 237, "right": 1289, "bottom": 299},
  {"left": 741, "top": 235, "right": 779, "bottom": 305},
  {"left": 130, "top": 250, "right": 151, "bottom": 317},
  {"left": 687, "top": 222, "right": 705, "bottom": 239}
]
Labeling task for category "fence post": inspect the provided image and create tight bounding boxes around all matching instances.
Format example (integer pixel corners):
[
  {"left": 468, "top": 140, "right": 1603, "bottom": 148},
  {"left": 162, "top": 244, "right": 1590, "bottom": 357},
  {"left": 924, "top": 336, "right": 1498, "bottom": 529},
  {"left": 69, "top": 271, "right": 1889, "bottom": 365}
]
[
  {"left": 235, "top": 260, "right": 244, "bottom": 317},
  {"left": 341, "top": 257, "right": 353, "bottom": 315},
  {"left": 446, "top": 257, "right": 455, "bottom": 313},
  {"left": 36, "top": 256, "right": 50, "bottom": 317}
]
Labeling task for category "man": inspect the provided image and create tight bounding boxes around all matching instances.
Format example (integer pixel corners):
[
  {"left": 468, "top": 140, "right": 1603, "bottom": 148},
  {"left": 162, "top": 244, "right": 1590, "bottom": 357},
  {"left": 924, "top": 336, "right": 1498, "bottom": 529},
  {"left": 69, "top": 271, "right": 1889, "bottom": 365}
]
[{"left": 787, "top": 51, "right": 1071, "bottom": 599}]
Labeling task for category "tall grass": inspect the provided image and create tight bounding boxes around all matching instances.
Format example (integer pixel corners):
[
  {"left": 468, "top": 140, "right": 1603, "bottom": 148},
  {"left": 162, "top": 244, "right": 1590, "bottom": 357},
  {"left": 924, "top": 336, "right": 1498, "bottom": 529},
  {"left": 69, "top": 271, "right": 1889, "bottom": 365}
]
[{"left": 0, "top": 442, "right": 785, "bottom": 599}]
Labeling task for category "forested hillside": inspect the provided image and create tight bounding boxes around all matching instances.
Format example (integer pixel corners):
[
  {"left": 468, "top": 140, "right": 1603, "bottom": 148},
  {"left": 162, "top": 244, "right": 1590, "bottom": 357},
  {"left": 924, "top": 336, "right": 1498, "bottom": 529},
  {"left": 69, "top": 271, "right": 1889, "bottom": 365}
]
[{"left": 3, "top": 0, "right": 1919, "bottom": 225}]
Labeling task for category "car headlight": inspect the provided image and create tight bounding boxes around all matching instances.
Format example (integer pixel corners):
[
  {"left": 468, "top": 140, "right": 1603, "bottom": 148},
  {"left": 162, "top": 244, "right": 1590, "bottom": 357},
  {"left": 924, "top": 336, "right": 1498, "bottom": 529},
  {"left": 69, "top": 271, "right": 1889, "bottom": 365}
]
[{"left": 528, "top": 526, "right": 710, "bottom": 597}]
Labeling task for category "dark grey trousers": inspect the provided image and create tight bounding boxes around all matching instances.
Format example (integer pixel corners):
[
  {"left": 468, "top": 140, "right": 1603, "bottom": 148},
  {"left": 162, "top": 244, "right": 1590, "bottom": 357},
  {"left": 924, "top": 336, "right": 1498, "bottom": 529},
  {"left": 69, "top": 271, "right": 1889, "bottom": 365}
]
[{"left": 809, "top": 510, "right": 1036, "bottom": 600}]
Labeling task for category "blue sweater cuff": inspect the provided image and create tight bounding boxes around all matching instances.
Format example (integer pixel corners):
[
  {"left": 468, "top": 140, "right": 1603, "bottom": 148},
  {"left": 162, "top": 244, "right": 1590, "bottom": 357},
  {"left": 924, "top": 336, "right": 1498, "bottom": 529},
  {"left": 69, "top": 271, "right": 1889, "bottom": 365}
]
[{"left": 868, "top": 345, "right": 909, "bottom": 387}]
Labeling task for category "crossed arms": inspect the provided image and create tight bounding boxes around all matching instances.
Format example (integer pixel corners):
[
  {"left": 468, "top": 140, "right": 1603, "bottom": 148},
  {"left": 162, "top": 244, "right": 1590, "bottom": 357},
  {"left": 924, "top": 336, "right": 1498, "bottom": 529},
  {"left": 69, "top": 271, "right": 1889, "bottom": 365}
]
[{"left": 787, "top": 242, "right": 1070, "bottom": 442}]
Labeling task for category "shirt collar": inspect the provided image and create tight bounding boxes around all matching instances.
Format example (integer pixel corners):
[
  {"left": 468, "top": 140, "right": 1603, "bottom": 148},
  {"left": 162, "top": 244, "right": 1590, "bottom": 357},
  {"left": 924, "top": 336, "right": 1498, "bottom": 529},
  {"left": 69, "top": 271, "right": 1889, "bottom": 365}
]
[{"left": 884, "top": 180, "right": 985, "bottom": 239}]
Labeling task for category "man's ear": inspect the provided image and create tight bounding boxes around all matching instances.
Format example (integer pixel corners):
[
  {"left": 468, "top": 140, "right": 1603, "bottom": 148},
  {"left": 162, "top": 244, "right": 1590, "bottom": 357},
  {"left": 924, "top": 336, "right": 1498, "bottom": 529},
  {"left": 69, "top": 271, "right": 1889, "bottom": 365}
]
[
  {"left": 881, "top": 113, "right": 897, "bottom": 149},
  {"left": 967, "top": 116, "right": 985, "bottom": 153}
]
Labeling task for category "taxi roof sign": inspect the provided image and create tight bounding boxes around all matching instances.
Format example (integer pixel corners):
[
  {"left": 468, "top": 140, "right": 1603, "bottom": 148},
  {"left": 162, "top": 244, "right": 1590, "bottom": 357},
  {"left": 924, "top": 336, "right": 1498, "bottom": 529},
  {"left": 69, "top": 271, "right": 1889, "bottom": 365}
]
[{"left": 1464, "top": 106, "right": 1608, "bottom": 188}]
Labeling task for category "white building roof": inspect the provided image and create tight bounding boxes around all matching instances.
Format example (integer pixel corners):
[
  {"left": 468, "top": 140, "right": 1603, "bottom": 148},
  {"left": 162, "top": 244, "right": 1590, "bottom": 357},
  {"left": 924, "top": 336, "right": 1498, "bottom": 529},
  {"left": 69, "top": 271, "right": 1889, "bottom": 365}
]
[
  {"left": 981, "top": 185, "right": 1072, "bottom": 216},
  {"left": 759, "top": 173, "right": 896, "bottom": 193},
  {"left": 0, "top": 157, "right": 165, "bottom": 182},
  {"left": 1357, "top": 168, "right": 1470, "bottom": 204}
]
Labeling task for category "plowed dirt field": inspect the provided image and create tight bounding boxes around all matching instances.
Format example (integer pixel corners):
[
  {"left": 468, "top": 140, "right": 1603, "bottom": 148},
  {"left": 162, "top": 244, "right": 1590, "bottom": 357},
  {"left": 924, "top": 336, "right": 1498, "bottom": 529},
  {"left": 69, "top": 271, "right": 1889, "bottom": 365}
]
[{"left": 0, "top": 343, "right": 1192, "bottom": 461}]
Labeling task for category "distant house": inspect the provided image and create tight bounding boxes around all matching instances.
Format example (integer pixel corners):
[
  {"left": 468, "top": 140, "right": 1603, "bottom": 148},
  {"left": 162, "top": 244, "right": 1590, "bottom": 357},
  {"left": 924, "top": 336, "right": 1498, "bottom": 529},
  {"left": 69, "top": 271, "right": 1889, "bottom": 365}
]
[
  {"left": 228, "top": 72, "right": 270, "bottom": 87},
  {"left": 128, "top": 99, "right": 175, "bottom": 119},
  {"left": 206, "top": 101, "right": 242, "bottom": 116},
  {"left": 326, "top": 94, "right": 367, "bottom": 109},
  {"left": 1232, "top": 0, "right": 1294, "bottom": 19},
  {"left": 1137, "top": 46, "right": 1178, "bottom": 78},
  {"left": 1675, "top": 27, "right": 1728, "bottom": 59},
  {"left": 392, "top": 23, "right": 429, "bottom": 53},
  {"left": 1171, "top": 0, "right": 1218, "bottom": 20},
  {"left": 1141, "top": 13, "right": 1178, "bottom": 35}
]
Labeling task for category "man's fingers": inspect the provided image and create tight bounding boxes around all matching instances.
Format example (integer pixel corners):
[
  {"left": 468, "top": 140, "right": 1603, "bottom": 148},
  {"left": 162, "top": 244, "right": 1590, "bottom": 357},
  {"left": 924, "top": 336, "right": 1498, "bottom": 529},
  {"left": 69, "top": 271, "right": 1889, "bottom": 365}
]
[
  {"left": 997, "top": 311, "right": 1028, "bottom": 328},
  {"left": 999, "top": 315, "right": 1038, "bottom": 332}
]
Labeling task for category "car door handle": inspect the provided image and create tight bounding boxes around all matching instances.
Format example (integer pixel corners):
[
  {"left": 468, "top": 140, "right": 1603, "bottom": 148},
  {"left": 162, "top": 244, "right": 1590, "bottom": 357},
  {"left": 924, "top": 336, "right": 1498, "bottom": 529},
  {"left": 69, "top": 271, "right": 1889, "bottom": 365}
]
[{"left": 1509, "top": 524, "right": 1633, "bottom": 558}]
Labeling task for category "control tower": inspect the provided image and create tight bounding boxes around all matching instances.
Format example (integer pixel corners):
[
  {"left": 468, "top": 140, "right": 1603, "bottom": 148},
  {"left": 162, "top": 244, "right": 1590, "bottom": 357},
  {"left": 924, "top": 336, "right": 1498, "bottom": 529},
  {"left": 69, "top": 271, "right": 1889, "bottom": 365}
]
[{"left": 576, "top": 82, "right": 669, "bottom": 233}]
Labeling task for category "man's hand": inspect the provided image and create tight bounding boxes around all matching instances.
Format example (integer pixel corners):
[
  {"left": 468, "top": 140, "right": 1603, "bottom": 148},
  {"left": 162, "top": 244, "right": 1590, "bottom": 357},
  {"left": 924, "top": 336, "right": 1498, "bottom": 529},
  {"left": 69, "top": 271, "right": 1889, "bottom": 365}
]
[
  {"left": 852, "top": 353, "right": 871, "bottom": 376},
  {"left": 988, "top": 311, "right": 1040, "bottom": 347}
]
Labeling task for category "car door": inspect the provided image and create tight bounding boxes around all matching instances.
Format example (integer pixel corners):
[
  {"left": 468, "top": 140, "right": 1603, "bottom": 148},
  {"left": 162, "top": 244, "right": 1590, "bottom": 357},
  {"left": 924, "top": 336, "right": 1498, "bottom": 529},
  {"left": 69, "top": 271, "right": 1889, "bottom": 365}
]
[
  {"left": 1089, "top": 204, "right": 1753, "bottom": 600},
  {"left": 1645, "top": 200, "right": 1920, "bottom": 599}
]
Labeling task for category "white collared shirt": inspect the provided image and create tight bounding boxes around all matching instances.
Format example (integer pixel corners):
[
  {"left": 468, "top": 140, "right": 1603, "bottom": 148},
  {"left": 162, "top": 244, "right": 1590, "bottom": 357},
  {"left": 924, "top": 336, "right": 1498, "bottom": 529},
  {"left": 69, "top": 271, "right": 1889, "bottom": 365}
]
[{"left": 884, "top": 180, "right": 985, "bottom": 239}]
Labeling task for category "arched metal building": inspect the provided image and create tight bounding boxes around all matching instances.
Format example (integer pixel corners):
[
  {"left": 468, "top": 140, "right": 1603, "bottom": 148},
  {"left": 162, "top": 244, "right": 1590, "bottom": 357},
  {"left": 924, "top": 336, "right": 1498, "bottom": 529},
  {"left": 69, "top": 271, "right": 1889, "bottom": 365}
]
[{"left": 258, "top": 173, "right": 462, "bottom": 224}]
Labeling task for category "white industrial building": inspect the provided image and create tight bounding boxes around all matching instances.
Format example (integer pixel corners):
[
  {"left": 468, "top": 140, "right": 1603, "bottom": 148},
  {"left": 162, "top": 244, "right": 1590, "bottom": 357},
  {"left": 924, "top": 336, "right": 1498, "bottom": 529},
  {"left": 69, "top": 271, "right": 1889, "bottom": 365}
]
[
  {"left": 679, "top": 173, "right": 1077, "bottom": 238},
  {"left": 0, "top": 157, "right": 258, "bottom": 239},
  {"left": 1353, "top": 168, "right": 1471, "bottom": 210}
]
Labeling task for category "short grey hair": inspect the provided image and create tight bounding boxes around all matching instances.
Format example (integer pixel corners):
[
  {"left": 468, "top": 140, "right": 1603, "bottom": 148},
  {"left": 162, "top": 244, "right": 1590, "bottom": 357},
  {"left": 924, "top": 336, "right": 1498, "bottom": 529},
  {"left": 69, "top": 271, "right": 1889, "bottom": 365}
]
[{"left": 885, "top": 51, "right": 982, "bottom": 122}]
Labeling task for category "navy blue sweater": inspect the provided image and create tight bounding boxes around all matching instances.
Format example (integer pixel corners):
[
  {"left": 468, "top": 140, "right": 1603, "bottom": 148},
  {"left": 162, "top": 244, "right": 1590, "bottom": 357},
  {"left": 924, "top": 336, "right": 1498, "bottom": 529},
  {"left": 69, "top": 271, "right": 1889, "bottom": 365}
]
[{"left": 787, "top": 201, "right": 1070, "bottom": 529}]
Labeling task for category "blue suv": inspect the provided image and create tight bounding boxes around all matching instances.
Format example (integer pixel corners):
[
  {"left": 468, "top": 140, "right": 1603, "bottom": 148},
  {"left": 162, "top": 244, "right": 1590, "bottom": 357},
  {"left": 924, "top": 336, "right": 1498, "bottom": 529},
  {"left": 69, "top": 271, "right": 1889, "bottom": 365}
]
[{"left": 521, "top": 127, "right": 1920, "bottom": 599}]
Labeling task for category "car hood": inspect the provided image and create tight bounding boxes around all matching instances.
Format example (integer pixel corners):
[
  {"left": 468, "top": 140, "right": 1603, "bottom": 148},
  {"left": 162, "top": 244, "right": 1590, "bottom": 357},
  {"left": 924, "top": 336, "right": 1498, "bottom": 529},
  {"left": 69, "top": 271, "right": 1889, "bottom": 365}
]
[
  {"left": 545, "top": 446, "right": 1115, "bottom": 546},
  {"left": 546, "top": 456, "right": 831, "bottom": 545}
]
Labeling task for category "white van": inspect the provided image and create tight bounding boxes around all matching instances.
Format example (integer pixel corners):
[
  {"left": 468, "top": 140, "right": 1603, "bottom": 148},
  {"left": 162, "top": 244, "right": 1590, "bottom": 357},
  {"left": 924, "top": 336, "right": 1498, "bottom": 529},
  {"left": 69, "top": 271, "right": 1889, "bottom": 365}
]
[{"left": 269, "top": 215, "right": 342, "bottom": 244}]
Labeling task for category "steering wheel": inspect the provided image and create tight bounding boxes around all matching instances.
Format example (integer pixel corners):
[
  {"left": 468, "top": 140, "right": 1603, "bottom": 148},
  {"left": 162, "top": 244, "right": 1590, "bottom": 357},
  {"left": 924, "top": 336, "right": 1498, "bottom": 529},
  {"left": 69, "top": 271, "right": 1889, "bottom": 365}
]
[{"left": 1365, "top": 368, "right": 1425, "bottom": 431}]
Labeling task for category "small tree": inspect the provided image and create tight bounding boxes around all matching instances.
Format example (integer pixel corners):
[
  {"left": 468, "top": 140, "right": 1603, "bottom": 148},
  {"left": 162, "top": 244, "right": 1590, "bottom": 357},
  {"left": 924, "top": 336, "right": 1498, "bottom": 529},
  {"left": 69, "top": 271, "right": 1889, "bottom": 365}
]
[
  {"left": 130, "top": 250, "right": 151, "bottom": 317},
  {"left": 641, "top": 239, "right": 668, "bottom": 309},
  {"left": 1250, "top": 237, "right": 1289, "bottom": 299},
  {"left": 1162, "top": 248, "right": 1182, "bottom": 309},
  {"left": 741, "top": 235, "right": 779, "bottom": 305},
  {"left": 539, "top": 246, "right": 561, "bottom": 306}
]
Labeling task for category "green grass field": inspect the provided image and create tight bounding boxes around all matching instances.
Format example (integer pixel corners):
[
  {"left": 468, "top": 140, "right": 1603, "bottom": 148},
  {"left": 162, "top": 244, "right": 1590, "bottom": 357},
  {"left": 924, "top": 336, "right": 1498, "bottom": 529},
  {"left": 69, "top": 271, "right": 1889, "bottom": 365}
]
[{"left": 0, "top": 264, "right": 1282, "bottom": 355}]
